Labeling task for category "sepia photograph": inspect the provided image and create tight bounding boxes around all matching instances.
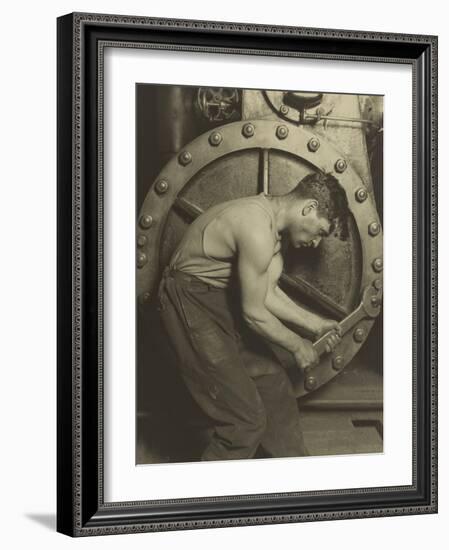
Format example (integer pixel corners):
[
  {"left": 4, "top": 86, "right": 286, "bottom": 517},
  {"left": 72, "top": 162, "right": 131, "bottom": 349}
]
[{"left": 135, "top": 84, "right": 384, "bottom": 464}]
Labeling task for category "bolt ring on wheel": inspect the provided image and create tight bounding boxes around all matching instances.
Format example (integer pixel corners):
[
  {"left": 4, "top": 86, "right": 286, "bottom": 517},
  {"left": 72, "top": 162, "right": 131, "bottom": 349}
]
[{"left": 137, "top": 120, "right": 382, "bottom": 397}]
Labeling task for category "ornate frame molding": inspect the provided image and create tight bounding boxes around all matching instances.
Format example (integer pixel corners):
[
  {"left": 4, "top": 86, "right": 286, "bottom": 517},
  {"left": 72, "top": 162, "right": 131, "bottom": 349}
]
[{"left": 57, "top": 12, "right": 437, "bottom": 537}]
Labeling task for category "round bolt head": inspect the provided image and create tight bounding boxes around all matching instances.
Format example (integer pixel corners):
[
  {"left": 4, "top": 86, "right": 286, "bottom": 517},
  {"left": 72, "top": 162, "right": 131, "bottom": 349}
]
[
  {"left": 355, "top": 187, "right": 368, "bottom": 202},
  {"left": 137, "top": 252, "right": 148, "bottom": 268},
  {"left": 373, "top": 278, "right": 383, "bottom": 291},
  {"left": 332, "top": 355, "right": 345, "bottom": 372},
  {"left": 368, "top": 221, "right": 381, "bottom": 236},
  {"left": 307, "top": 137, "right": 320, "bottom": 152},
  {"left": 353, "top": 327, "right": 366, "bottom": 343},
  {"left": 304, "top": 376, "right": 318, "bottom": 392},
  {"left": 155, "top": 179, "right": 169, "bottom": 193},
  {"left": 280, "top": 104, "right": 289, "bottom": 115},
  {"left": 276, "top": 125, "right": 289, "bottom": 139},
  {"left": 335, "top": 158, "right": 347, "bottom": 173},
  {"left": 208, "top": 131, "right": 222, "bottom": 146},
  {"left": 178, "top": 151, "right": 192, "bottom": 166},
  {"left": 139, "top": 214, "right": 153, "bottom": 229},
  {"left": 137, "top": 234, "right": 148, "bottom": 248},
  {"left": 242, "top": 123, "right": 255, "bottom": 138},
  {"left": 370, "top": 296, "right": 381, "bottom": 308},
  {"left": 372, "top": 257, "right": 383, "bottom": 272}
]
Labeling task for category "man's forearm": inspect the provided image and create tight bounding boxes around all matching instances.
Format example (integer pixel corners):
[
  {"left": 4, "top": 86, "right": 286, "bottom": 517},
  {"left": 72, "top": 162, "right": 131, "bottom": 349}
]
[
  {"left": 243, "top": 305, "right": 306, "bottom": 354},
  {"left": 265, "top": 285, "right": 321, "bottom": 336}
]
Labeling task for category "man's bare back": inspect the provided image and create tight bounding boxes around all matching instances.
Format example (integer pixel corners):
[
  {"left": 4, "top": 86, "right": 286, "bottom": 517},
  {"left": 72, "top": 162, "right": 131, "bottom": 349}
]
[
  {"left": 201, "top": 197, "right": 282, "bottom": 273},
  {"left": 169, "top": 193, "right": 281, "bottom": 290}
]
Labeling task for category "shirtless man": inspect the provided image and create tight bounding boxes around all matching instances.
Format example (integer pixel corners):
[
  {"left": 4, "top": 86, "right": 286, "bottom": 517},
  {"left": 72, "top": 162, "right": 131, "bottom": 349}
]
[{"left": 157, "top": 171, "right": 350, "bottom": 461}]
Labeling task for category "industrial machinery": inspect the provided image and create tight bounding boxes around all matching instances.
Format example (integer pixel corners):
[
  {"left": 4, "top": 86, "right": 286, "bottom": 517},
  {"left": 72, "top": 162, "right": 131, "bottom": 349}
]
[{"left": 136, "top": 84, "right": 383, "bottom": 463}]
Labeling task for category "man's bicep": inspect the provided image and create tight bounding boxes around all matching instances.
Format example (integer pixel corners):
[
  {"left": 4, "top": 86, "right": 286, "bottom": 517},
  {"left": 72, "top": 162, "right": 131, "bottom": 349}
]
[{"left": 236, "top": 231, "right": 272, "bottom": 319}]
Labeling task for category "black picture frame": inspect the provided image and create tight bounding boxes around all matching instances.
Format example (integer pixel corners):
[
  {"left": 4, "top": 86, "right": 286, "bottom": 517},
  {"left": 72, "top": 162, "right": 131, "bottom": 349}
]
[{"left": 57, "top": 12, "right": 438, "bottom": 537}]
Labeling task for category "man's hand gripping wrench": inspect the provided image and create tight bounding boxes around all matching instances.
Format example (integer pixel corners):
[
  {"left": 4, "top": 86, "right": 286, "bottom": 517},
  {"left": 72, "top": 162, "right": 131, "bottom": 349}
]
[{"left": 312, "top": 284, "right": 382, "bottom": 359}]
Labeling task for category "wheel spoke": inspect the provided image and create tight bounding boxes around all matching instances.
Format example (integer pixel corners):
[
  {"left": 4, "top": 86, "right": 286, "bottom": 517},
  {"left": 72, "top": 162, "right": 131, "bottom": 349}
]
[
  {"left": 259, "top": 148, "right": 270, "bottom": 194},
  {"left": 173, "top": 196, "right": 204, "bottom": 220},
  {"left": 280, "top": 273, "right": 349, "bottom": 320}
]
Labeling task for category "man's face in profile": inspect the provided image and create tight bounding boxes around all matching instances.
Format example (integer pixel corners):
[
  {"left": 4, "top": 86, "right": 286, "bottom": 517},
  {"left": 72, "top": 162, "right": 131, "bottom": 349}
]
[{"left": 287, "top": 199, "right": 331, "bottom": 249}]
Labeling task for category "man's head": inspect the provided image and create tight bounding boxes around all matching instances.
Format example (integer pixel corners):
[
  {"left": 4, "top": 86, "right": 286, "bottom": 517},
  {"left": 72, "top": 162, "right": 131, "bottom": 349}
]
[{"left": 282, "top": 171, "right": 350, "bottom": 249}]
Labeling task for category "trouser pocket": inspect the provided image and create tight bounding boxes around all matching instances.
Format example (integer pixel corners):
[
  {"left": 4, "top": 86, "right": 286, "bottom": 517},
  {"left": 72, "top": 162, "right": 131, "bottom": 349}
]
[{"left": 189, "top": 324, "right": 234, "bottom": 372}]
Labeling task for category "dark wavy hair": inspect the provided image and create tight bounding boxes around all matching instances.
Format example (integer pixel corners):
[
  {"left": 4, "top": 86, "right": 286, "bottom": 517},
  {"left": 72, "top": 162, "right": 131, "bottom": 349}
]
[{"left": 286, "top": 171, "right": 350, "bottom": 240}]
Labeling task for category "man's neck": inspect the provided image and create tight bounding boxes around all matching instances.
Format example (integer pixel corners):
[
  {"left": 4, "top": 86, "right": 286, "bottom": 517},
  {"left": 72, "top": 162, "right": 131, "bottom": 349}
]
[{"left": 263, "top": 193, "right": 288, "bottom": 235}]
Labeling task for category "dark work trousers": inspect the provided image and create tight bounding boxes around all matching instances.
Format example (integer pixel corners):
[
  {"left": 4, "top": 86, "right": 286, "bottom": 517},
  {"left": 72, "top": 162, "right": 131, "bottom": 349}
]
[{"left": 157, "top": 266, "right": 309, "bottom": 461}]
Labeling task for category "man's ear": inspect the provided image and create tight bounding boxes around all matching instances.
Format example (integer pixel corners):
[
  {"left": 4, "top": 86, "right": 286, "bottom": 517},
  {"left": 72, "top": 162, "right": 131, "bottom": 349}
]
[{"left": 302, "top": 199, "right": 318, "bottom": 216}]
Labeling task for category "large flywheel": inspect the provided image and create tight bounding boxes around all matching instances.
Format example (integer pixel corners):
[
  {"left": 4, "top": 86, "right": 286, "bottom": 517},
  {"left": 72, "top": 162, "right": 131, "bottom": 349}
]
[{"left": 137, "top": 119, "right": 382, "bottom": 398}]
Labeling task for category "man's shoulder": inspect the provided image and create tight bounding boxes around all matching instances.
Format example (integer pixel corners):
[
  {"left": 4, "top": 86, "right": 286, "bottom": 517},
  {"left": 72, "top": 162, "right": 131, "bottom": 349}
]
[
  {"left": 233, "top": 204, "right": 274, "bottom": 251},
  {"left": 205, "top": 195, "right": 274, "bottom": 247},
  {"left": 224, "top": 195, "right": 273, "bottom": 225}
]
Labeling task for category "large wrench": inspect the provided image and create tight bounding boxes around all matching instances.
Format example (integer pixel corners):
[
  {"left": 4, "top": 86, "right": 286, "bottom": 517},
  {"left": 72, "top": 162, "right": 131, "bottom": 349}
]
[{"left": 313, "top": 284, "right": 382, "bottom": 357}]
